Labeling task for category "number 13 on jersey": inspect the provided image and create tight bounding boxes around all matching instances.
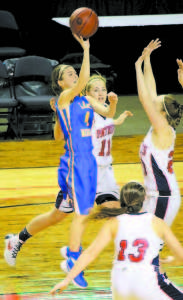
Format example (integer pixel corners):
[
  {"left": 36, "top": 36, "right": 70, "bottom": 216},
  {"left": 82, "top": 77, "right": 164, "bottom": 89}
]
[{"left": 118, "top": 239, "right": 149, "bottom": 262}]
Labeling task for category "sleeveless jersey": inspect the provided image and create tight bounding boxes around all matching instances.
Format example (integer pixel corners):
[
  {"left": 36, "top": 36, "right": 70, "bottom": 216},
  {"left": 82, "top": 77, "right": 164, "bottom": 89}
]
[
  {"left": 55, "top": 95, "right": 97, "bottom": 215},
  {"left": 92, "top": 113, "right": 115, "bottom": 166},
  {"left": 114, "top": 212, "right": 163, "bottom": 267},
  {"left": 139, "top": 127, "right": 179, "bottom": 196},
  {"left": 56, "top": 95, "right": 94, "bottom": 153}
]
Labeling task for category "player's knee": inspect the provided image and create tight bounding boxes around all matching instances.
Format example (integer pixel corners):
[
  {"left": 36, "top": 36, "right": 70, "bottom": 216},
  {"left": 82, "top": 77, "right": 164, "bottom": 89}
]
[{"left": 96, "top": 194, "right": 119, "bottom": 206}]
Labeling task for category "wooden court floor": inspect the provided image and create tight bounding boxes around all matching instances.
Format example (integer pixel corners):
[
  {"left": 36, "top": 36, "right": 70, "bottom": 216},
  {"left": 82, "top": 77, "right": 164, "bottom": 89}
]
[{"left": 0, "top": 135, "right": 183, "bottom": 299}]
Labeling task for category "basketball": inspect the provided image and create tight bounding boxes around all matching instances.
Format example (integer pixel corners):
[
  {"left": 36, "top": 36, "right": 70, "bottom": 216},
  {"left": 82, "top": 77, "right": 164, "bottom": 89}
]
[{"left": 69, "top": 7, "right": 99, "bottom": 39}]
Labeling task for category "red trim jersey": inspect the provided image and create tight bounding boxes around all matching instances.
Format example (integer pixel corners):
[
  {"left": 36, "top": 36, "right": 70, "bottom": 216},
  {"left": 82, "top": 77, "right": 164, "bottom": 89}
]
[
  {"left": 139, "top": 127, "right": 179, "bottom": 196},
  {"left": 92, "top": 113, "right": 115, "bottom": 166}
]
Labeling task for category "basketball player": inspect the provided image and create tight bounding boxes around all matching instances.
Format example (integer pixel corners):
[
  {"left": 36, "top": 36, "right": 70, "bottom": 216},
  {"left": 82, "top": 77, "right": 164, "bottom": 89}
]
[
  {"left": 59, "top": 74, "right": 133, "bottom": 215},
  {"left": 60, "top": 74, "right": 133, "bottom": 261},
  {"left": 4, "top": 33, "right": 118, "bottom": 288},
  {"left": 136, "top": 39, "right": 183, "bottom": 227},
  {"left": 135, "top": 39, "right": 183, "bottom": 293},
  {"left": 50, "top": 181, "right": 183, "bottom": 299},
  {"left": 87, "top": 75, "right": 133, "bottom": 208},
  {"left": 4, "top": 72, "right": 131, "bottom": 289}
]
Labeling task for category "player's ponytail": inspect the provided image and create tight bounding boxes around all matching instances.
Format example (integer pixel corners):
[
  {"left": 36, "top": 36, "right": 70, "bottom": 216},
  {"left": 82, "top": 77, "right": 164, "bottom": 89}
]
[
  {"left": 91, "top": 181, "right": 145, "bottom": 220},
  {"left": 163, "top": 95, "right": 183, "bottom": 129},
  {"left": 91, "top": 206, "right": 128, "bottom": 220}
]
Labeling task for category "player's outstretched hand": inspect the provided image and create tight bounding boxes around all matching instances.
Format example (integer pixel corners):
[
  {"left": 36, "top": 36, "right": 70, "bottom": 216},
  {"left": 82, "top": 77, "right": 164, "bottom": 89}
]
[
  {"left": 177, "top": 59, "right": 183, "bottom": 88},
  {"left": 49, "top": 278, "right": 70, "bottom": 295},
  {"left": 114, "top": 111, "right": 133, "bottom": 126},
  {"left": 142, "top": 38, "right": 161, "bottom": 57},
  {"left": 73, "top": 33, "right": 90, "bottom": 50}
]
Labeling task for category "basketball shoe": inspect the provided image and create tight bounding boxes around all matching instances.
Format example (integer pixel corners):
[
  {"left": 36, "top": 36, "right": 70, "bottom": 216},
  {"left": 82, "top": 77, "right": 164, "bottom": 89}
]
[
  {"left": 60, "top": 198, "right": 74, "bottom": 213},
  {"left": 61, "top": 258, "right": 88, "bottom": 288},
  {"left": 4, "top": 234, "right": 23, "bottom": 266},
  {"left": 60, "top": 245, "right": 82, "bottom": 259},
  {"left": 60, "top": 246, "right": 87, "bottom": 288}
]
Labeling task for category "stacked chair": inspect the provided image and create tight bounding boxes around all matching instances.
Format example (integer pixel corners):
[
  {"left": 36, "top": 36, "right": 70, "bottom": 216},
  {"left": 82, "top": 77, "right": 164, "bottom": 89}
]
[
  {"left": 0, "top": 60, "right": 19, "bottom": 139},
  {"left": 0, "top": 10, "right": 59, "bottom": 140},
  {"left": 11, "top": 55, "right": 58, "bottom": 139},
  {"left": 0, "top": 56, "right": 59, "bottom": 139},
  {"left": 0, "top": 10, "right": 26, "bottom": 60}
]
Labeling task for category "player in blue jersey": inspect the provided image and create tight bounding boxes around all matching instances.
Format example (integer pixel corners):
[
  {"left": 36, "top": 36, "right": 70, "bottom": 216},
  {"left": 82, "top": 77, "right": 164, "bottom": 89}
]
[{"left": 4, "top": 34, "right": 117, "bottom": 288}]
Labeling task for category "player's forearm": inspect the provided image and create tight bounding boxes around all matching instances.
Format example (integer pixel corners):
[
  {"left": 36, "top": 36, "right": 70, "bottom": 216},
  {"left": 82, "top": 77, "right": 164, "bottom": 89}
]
[
  {"left": 77, "top": 48, "right": 90, "bottom": 90},
  {"left": 113, "top": 117, "right": 125, "bottom": 126},
  {"left": 136, "top": 64, "right": 152, "bottom": 106},
  {"left": 144, "top": 56, "right": 157, "bottom": 98},
  {"left": 106, "top": 101, "right": 117, "bottom": 118}
]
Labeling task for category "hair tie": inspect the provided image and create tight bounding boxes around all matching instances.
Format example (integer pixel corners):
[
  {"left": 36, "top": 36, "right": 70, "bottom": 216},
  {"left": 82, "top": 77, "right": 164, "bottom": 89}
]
[{"left": 127, "top": 206, "right": 134, "bottom": 213}]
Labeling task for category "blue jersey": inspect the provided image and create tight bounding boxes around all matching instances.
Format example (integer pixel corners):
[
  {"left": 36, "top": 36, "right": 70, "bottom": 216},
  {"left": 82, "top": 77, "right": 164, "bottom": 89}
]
[
  {"left": 56, "top": 95, "right": 94, "bottom": 153},
  {"left": 56, "top": 95, "right": 97, "bottom": 215}
]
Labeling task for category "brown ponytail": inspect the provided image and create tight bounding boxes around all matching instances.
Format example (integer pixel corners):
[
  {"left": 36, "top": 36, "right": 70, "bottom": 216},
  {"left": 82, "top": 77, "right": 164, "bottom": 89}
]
[
  {"left": 91, "top": 181, "right": 145, "bottom": 220},
  {"left": 163, "top": 95, "right": 183, "bottom": 129}
]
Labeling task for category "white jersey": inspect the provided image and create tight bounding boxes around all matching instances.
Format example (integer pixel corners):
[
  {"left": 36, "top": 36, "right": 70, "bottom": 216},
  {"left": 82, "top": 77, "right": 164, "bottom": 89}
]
[
  {"left": 112, "top": 212, "right": 182, "bottom": 299},
  {"left": 113, "top": 212, "right": 162, "bottom": 268},
  {"left": 92, "top": 113, "right": 115, "bottom": 166},
  {"left": 139, "top": 127, "right": 179, "bottom": 196}
]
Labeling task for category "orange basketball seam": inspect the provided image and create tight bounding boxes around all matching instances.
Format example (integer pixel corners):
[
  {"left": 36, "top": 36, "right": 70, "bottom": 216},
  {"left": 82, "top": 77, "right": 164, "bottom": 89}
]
[{"left": 77, "top": 10, "right": 93, "bottom": 38}]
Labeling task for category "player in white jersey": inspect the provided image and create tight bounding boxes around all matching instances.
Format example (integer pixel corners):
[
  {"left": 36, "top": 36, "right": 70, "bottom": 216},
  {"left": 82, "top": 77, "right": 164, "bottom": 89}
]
[
  {"left": 50, "top": 181, "right": 183, "bottom": 299},
  {"left": 136, "top": 39, "right": 183, "bottom": 271},
  {"left": 86, "top": 74, "right": 133, "bottom": 207},
  {"left": 135, "top": 39, "right": 183, "bottom": 226}
]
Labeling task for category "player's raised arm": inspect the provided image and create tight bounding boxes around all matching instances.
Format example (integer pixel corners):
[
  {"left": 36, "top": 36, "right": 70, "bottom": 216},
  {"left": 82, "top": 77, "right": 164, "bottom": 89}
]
[
  {"left": 135, "top": 53, "right": 169, "bottom": 135},
  {"left": 86, "top": 92, "right": 118, "bottom": 118},
  {"left": 58, "top": 35, "right": 90, "bottom": 106},
  {"left": 143, "top": 39, "right": 161, "bottom": 99},
  {"left": 177, "top": 58, "right": 183, "bottom": 88}
]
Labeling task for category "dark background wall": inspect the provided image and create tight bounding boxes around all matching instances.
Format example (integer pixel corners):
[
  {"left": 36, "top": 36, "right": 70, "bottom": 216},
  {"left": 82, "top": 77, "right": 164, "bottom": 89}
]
[{"left": 1, "top": 0, "right": 183, "bottom": 95}]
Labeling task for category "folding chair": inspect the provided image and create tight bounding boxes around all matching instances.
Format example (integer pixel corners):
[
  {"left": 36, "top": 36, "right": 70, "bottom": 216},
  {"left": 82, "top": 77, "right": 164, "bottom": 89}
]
[
  {"left": 0, "top": 60, "right": 18, "bottom": 139},
  {"left": 12, "top": 55, "right": 57, "bottom": 139},
  {"left": 0, "top": 10, "right": 26, "bottom": 60}
]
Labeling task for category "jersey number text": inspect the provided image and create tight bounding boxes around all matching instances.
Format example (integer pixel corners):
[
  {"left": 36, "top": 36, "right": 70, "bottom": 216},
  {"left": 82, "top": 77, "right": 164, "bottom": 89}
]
[{"left": 118, "top": 239, "right": 149, "bottom": 262}]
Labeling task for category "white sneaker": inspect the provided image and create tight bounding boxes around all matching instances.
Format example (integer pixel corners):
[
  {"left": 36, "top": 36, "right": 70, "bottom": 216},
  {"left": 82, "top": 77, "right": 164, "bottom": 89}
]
[
  {"left": 4, "top": 234, "right": 23, "bottom": 267},
  {"left": 60, "top": 199, "right": 74, "bottom": 213}
]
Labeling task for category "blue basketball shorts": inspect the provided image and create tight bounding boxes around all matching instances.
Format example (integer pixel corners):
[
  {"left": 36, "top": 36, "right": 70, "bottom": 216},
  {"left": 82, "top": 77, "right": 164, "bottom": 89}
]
[{"left": 57, "top": 152, "right": 97, "bottom": 215}]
